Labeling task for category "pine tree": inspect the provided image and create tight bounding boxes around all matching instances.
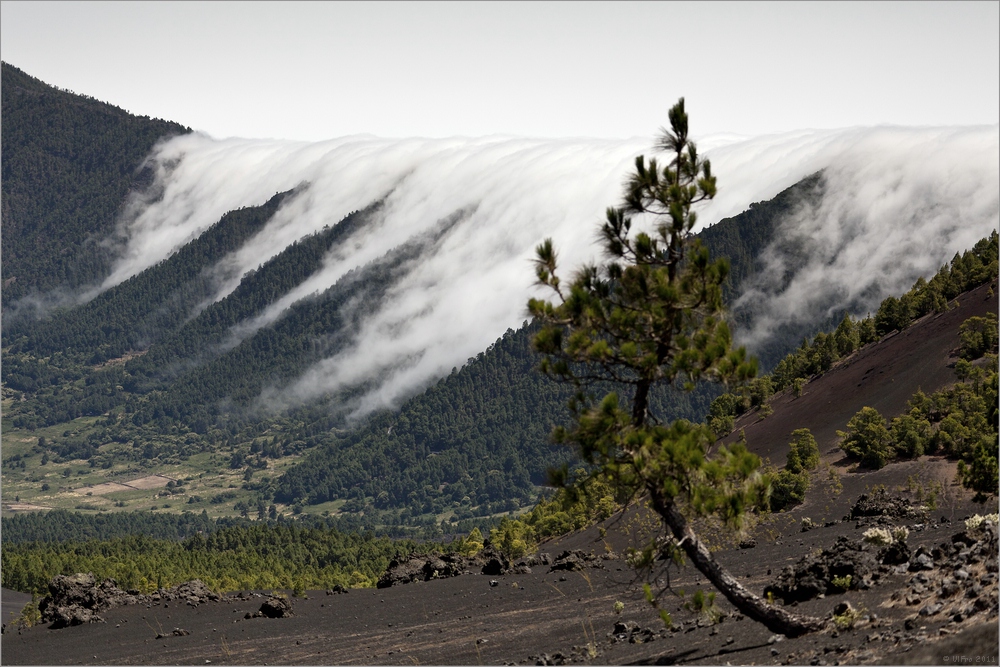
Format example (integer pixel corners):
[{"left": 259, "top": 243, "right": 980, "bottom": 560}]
[{"left": 528, "top": 98, "right": 824, "bottom": 636}]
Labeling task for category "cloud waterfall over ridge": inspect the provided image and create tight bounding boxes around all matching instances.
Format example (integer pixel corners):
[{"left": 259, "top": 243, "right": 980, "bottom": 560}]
[{"left": 103, "top": 126, "right": 999, "bottom": 414}]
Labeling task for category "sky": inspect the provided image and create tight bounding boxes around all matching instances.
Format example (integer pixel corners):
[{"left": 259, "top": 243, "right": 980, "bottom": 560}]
[{"left": 2, "top": 1, "right": 998, "bottom": 141}]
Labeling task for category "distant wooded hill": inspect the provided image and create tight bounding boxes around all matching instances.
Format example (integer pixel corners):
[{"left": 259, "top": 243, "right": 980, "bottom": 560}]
[
  {"left": 0, "top": 62, "right": 903, "bottom": 528},
  {"left": 1, "top": 62, "right": 191, "bottom": 305}
]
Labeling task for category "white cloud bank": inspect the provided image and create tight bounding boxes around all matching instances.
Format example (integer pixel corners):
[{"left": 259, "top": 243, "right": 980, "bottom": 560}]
[{"left": 101, "top": 125, "right": 999, "bottom": 415}]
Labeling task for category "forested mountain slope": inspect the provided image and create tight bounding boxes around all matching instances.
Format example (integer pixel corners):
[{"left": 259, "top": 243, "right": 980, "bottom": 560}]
[
  {"left": 1, "top": 62, "right": 190, "bottom": 305},
  {"left": 5, "top": 64, "right": 989, "bottom": 532}
]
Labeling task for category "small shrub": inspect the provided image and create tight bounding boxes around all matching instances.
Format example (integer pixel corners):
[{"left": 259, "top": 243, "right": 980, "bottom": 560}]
[
  {"left": 838, "top": 407, "right": 893, "bottom": 469},
  {"left": 683, "top": 589, "right": 721, "bottom": 623},
  {"left": 830, "top": 574, "right": 852, "bottom": 592},
  {"left": 769, "top": 469, "right": 809, "bottom": 512},
  {"left": 613, "top": 601, "right": 625, "bottom": 614},
  {"left": 862, "top": 528, "right": 893, "bottom": 546},
  {"left": 787, "top": 428, "right": 820, "bottom": 473},
  {"left": 13, "top": 598, "right": 41, "bottom": 628},
  {"left": 833, "top": 604, "right": 865, "bottom": 630},
  {"left": 965, "top": 513, "right": 999, "bottom": 533}
]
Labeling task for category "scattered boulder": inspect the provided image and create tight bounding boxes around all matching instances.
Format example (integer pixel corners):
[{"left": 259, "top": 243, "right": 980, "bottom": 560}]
[
  {"left": 482, "top": 549, "right": 510, "bottom": 576},
  {"left": 258, "top": 595, "right": 294, "bottom": 618},
  {"left": 165, "top": 579, "right": 220, "bottom": 606},
  {"left": 377, "top": 548, "right": 512, "bottom": 588},
  {"left": 908, "top": 548, "right": 935, "bottom": 572},
  {"left": 325, "top": 585, "right": 348, "bottom": 595},
  {"left": 739, "top": 537, "right": 757, "bottom": 549}
]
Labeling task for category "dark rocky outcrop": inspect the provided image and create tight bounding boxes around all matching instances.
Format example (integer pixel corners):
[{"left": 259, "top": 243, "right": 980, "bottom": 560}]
[
  {"left": 37, "top": 574, "right": 220, "bottom": 629},
  {"left": 765, "top": 537, "right": 877, "bottom": 603},
  {"left": 849, "top": 488, "right": 926, "bottom": 522},
  {"left": 548, "top": 549, "right": 610, "bottom": 572},
  {"left": 377, "top": 548, "right": 516, "bottom": 588}
]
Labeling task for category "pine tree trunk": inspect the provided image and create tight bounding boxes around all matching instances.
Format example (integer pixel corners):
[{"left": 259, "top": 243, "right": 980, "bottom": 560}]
[{"left": 649, "top": 490, "right": 826, "bottom": 638}]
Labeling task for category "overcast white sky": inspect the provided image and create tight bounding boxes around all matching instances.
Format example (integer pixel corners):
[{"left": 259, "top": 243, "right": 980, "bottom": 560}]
[{"left": 2, "top": 1, "right": 997, "bottom": 141}]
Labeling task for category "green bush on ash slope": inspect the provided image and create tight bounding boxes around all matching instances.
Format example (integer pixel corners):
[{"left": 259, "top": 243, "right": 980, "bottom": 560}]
[
  {"left": 707, "top": 232, "right": 999, "bottom": 437},
  {"left": 1, "top": 62, "right": 190, "bottom": 304},
  {"left": 836, "top": 312, "right": 998, "bottom": 499}
]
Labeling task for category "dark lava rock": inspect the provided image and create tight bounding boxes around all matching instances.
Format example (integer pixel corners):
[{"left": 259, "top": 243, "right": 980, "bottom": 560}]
[
  {"left": 878, "top": 540, "right": 911, "bottom": 565},
  {"left": 38, "top": 575, "right": 222, "bottom": 628},
  {"left": 325, "top": 584, "right": 348, "bottom": 595},
  {"left": 258, "top": 595, "right": 293, "bottom": 618},
  {"left": 377, "top": 548, "right": 513, "bottom": 587},
  {"left": 739, "top": 537, "right": 757, "bottom": 549},
  {"left": 38, "top": 573, "right": 147, "bottom": 629},
  {"left": 765, "top": 537, "right": 876, "bottom": 603},
  {"left": 165, "top": 579, "right": 220, "bottom": 605},
  {"left": 549, "top": 549, "right": 601, "bottom": 572},
  {"left": 482, "top": 550, "right": 510, "bottom": 576},
  {"left": 849, "top": 488, "right": 925, "bottom": 521},
  {"left": 908, "top": 548, "right": 935, "bottom": 572}
]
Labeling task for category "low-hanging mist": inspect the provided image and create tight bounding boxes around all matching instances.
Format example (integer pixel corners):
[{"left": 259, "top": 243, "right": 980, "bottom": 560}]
[{"left": 99, "top": 125, "right": 998, "bottom": 415}]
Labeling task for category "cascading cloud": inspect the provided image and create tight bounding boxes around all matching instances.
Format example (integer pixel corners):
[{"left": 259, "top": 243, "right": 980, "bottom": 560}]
[{"left": 102, "top": 125, "right": 999, "bottom": 415}]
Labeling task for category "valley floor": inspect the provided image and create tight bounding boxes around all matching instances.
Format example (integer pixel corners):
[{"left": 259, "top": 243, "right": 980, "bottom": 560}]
[{"left": 3, "top": 456, "right": 997, "bottom": 666}]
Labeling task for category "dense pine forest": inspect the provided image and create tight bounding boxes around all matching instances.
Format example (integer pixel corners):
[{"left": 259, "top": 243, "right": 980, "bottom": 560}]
[{"left": 1, "top": 63, "right": 190, "bottom": 305}]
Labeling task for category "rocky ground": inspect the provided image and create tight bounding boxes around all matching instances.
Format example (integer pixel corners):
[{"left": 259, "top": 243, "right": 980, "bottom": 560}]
[{"left": 3, "top": 470, "right": 997, "bottom": 665}]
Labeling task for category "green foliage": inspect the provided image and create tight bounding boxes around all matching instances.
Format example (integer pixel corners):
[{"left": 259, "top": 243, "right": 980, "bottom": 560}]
[
  {"left": 1, "top": 509, "right": 216, "bottom": 544},
  {"left": 529, "top": 99, "right": 765, "bottom": 532},
  {"left": 1, "top": 523, "right": 427, "bottom": 596},
  {"left": 1, "top": 63, "right": 191, "bottom": 303},
  {"left": 832, "top": 604, "right": 866, "bottom": 630},
  {"left": 523, "top": 473, "right": 621, "bottom": 538},
  {"left": 454, "top": 526, "right": 484, "bottom": 557},
  {"left": 786, "top": 428, "right": 819, "bottom": 473},
  {"left": 489, "top": 517, "right": 536, "bottom": 559},
  {"left": 889, "top": 413, "right": 932, "bottom": 459},
  {"left": 832, "top": 356, "right": 997, "bottom": 498},
  {"left": 838, "top": 407, "right": 893, "bottom": 469},
  {"left": 12, "top": 597, "right": 42, "bottom": 628},
  {"left": 830, "top": 574, "right": 852, "bottom": 592},
  {"left": 959, "top": 313, "right": 998, "bottom": 360},
  {"left": 957, "top": 432, "right": 1000, "bottom": 504},
  {"left": 525, "top": 102, "right": 827, "bottom": 638},
  {"left": 874, "top": 296, "right": 912, "bottom": 336},
  {"left": 768, "top": 469, "right": 809, "bottom": 512},
  {"left": 683, "top": 588, "right": 721, "bottom": 623}
]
